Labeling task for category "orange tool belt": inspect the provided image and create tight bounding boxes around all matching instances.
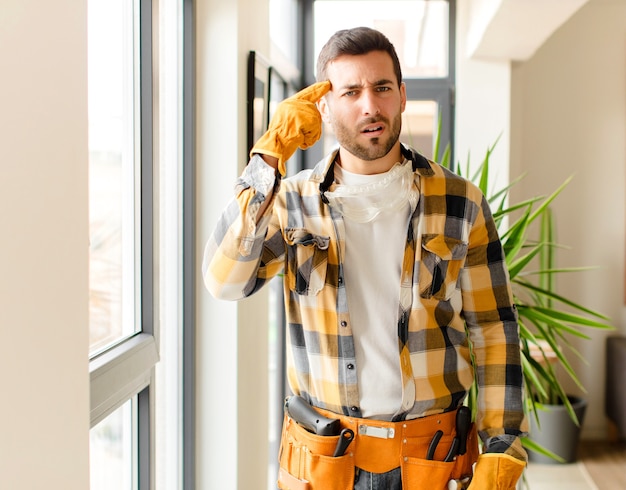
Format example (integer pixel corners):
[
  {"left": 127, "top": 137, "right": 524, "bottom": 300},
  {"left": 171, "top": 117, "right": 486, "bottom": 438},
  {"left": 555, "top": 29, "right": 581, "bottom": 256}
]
[{"left": 277, "top": 406, "right": 479, "bottom": 490}]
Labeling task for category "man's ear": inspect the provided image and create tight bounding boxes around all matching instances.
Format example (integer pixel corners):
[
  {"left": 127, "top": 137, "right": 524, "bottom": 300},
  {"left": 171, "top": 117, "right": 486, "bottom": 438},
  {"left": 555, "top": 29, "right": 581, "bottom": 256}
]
[
  {"left": 400, "top": 82, "right": 407, "bottom": 113},
  {"left": 317, "top": 95, "right": 331, "bottom": 124}
]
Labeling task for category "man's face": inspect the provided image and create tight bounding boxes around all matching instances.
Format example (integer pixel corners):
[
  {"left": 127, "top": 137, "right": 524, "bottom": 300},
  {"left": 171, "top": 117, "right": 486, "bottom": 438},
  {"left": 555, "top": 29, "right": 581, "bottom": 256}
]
[{"left": 318, "top": 50, "right": 406, "bottom": 168}]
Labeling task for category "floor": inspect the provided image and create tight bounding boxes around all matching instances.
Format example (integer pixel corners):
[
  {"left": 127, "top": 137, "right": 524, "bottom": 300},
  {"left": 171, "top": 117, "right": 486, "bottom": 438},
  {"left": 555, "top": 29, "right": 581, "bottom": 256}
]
[
  {"left": 520, "top": 441, "right": 626, "bottom": 490},
  {"left": 577, "top": 441, "right": 626, "bottom": 490},
  {"left": 522, "top": 462, "right": 598, "bottom": 490}
]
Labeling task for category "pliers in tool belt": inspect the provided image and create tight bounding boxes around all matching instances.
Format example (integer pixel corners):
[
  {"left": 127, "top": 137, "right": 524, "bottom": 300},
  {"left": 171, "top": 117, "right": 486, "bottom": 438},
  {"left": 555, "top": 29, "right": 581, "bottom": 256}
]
[{"left": 426, "top": 406, "right": 472, "bottom": 462}]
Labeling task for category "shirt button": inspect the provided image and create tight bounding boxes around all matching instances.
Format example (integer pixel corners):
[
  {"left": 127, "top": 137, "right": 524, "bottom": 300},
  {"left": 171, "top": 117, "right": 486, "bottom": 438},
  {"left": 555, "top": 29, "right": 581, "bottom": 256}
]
[
  {"left": 347, "top": 363, "right": 354, "bottom": 370},
  {"left": 350, "top": 406, "right": 358, "bottom": 412},
  {"left": 340, "top": 321, "right": 348, "bottom": 327},
  {"left": 338, "top": 277, "right": 343, "bottom": 284}
]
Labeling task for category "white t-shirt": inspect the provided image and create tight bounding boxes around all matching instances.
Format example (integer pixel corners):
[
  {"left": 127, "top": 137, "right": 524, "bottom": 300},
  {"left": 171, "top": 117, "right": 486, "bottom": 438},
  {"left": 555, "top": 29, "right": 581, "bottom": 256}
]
[{"left": 333, "top": 161, "right": 413, "bottom": 419}]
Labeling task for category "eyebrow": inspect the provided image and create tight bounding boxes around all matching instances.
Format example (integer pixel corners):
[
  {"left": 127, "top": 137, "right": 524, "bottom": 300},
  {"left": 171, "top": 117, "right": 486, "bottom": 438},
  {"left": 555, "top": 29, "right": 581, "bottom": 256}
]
[{"left": 340, "top": 79, "right": 395, "bottom": 90}]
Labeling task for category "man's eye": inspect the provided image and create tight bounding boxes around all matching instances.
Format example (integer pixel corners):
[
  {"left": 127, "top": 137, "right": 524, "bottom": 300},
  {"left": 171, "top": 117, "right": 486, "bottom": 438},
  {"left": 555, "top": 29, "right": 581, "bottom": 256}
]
[
  {"left": 375, "top": 86, "right": 391, "bottom": 93},
  {"left": 343, "top": 90, "right": 357, "bottom": 97}
]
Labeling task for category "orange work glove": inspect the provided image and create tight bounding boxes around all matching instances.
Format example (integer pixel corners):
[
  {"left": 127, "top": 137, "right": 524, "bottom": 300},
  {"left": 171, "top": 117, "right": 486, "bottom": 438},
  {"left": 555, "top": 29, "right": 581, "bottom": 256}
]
[
  {"left": 251, "top": 80, "right": 331, "bottom": 176},
  {"left": 466, "top": 453, "right": 526, "bottom": 490}
]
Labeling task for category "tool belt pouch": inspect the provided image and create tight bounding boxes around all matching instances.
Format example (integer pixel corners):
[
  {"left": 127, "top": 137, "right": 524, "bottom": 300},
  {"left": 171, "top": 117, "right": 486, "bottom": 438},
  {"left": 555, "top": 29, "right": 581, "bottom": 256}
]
[
  {"left": 401, "top": 423, "right": 479, "bottom": 489},
  {"left": 277, "top": 414, "right": 355, "bottom": 490}
]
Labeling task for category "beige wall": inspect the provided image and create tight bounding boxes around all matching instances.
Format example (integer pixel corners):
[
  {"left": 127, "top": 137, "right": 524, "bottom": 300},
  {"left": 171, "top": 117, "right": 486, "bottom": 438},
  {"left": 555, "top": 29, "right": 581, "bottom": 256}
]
[
  {"left": 195, "top": 0, "right": 271, "bottom": 488},
  {"left": 0, "top": 1, "right": 90, "bottom": 489},
  {"left": 510, "top": 0, "right": 626, "bottom": 439}
]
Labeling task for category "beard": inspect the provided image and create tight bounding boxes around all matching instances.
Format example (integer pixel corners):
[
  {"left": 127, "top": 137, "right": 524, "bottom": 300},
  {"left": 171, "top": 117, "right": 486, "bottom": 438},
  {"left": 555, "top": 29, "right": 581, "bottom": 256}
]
[{"left": 331, "top": 112, "right": 403, "bottom": 162}]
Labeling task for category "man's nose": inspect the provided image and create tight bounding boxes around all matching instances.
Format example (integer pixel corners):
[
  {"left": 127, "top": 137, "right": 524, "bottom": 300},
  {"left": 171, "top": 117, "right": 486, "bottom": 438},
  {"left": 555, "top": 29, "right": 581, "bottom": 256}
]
[{"left": 360, "top": 88, "right": 380, "bottom": 116}]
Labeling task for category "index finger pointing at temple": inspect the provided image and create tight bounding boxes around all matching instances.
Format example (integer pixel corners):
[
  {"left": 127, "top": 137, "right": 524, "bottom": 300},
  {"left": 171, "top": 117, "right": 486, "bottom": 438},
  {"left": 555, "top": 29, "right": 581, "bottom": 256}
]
[{"left": 292, "top": 80, "right": 331, "bottom": 102}]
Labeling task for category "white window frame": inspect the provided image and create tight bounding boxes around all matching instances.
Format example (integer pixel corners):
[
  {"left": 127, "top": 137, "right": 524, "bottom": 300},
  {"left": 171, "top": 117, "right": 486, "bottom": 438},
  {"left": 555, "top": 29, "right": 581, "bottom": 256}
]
[{"left": 88, "top": 0, "right": 162, "bottom": 488}]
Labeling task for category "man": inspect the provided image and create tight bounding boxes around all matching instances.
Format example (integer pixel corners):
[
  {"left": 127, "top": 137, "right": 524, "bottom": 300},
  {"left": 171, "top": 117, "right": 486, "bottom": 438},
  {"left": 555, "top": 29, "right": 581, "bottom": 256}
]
[{"left": 203, "top": 27, "right": 527, "bottom": 489}]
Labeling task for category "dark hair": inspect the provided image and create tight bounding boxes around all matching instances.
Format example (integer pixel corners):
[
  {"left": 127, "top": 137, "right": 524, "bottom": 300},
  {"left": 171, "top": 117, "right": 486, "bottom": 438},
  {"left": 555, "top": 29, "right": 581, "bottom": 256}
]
[{"left": 316, "top": 27, "right": 403, "bottom": 86}]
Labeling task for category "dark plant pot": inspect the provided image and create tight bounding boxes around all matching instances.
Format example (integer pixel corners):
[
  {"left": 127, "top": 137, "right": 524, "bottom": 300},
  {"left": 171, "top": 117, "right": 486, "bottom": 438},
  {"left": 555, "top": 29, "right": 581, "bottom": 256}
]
[{"left": 527, "top": 396, "right": 587, "bottom": 464}]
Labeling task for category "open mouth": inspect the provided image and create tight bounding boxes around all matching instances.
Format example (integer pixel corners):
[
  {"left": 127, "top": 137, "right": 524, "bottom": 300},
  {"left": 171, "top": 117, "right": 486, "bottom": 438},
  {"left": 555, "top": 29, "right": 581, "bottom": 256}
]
[{"left": 362, "top": 124, "right": 384, "bottom": 135}]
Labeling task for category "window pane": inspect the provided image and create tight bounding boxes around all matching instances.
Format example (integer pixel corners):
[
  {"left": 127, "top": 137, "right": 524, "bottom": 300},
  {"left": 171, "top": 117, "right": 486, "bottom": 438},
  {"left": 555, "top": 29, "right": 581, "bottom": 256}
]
[
  {"left": 270, "top": 0, "right": 300, "bottom": 66},
  {"left": 401, "top": 100, "right": 438, "bottom": 159},
  {"left": 90, "top": 398, "right": 136, "bottom": 490},
  {"left": 314, "top": 0, "right": 449, "bottom": 78},
  {"left": 88, "top": 0, "right": 141, "bottom": 355}
]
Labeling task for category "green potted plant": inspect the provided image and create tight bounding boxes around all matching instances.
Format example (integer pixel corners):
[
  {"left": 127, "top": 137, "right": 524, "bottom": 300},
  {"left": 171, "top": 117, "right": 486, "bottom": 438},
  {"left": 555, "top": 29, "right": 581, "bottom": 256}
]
[
  {"left": 520, "top": 206, "right": 593, "bottom": 464},
  {"left": 433, "top": 134, "right": 614, "bottom": 463}
]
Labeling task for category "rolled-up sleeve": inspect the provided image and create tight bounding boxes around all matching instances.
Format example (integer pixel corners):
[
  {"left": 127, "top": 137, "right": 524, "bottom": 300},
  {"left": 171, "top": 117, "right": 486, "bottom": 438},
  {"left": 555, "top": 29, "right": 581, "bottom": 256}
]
[
  {"left": 202, "top": 155, "right": 284, "bottom": 300},
  {"left": 461, "top": 195, "right": 528, "bottom": 461}
]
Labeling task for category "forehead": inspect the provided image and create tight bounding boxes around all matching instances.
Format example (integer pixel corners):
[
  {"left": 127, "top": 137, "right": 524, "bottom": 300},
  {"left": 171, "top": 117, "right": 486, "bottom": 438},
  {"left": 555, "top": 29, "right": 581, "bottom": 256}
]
[{"left": 326, "top": 50, "right": 397, "bottom": 86}]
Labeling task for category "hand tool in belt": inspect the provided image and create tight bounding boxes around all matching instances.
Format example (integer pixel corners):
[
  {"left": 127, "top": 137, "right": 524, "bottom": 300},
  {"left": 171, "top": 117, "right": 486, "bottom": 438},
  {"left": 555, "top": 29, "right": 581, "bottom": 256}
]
[
  {"left": 284, "top": 395, "right": 341, "bottom": 436},
  {"left": 426, "top": 430, "right": 444, "bottom": 460},
  {"left": 444, "top": 406, "right": 472, "bottom": 462},
  {"left": 447, "top": 476, "right": 471, "bottom": 489},
  {"left": 333, "top": 428, "right": 355, "bottom": 457},
  {"left": 284, "top": 396, "right": 355, "bottom": 457},
  {"left": 426, "top": 406, "right": 472, "bottom": 462}
]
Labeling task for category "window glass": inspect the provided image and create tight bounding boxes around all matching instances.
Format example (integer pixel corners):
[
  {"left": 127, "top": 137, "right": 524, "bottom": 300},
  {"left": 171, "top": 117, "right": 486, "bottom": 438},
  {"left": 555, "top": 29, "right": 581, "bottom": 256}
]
[
  {"left": 401, "top": 100, "right": 438, "bottom": 159},
  {"left": 313, "top": 0, "right": 449, "bottom": 78},
  {"left": 88, "top": 0, "right": 141, "bottom": 355},
  {"left": 90, "top": 398, "right": 136, "bottom": 490},
  {"left": 270, "top": 0, "right": 300, "bottom": 66}
]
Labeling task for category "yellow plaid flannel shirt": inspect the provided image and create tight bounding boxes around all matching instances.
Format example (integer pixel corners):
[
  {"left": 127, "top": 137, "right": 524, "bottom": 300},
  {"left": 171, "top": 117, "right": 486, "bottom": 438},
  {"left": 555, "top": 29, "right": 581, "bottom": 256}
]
[{"left": 203, "top": 145, "right": 528, "bottom": 460}]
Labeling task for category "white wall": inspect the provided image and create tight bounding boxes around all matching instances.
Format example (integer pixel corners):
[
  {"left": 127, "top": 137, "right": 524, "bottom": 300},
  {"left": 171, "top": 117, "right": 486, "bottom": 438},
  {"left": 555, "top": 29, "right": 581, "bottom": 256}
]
[
  {"left": 0, "top": 1, "right": 90, "bottom": 489},
  {"left": 456, "top": 0, "right": 512, "bottom": 193},
  {"left": 458, "top": 0, "right": 626, "bottom": 440},
  {"left": 510, "top": 0, "right": 626, "bottom": 439},
  {"left": 195, "top": 0, "right": 271, "bottom": 488}
]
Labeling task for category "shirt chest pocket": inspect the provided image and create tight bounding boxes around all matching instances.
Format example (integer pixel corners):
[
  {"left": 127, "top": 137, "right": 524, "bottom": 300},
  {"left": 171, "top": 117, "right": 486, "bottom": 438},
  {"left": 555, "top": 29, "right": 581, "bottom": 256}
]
[
  {"left": 284, "top": 228, "right": 330, "bottom": 296},
  {"left": 419, "top": 234, "right": 468, "bottom": 301}
]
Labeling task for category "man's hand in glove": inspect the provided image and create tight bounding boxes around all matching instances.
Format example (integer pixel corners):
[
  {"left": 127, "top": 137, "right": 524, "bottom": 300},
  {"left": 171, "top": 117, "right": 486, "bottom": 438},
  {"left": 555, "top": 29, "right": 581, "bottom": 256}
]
[
  {"left": 466, "top": 453, "right": 526, "bottom": 490},
  {"left": 251, "top": 80, "right": 331, "bottom": 176}
]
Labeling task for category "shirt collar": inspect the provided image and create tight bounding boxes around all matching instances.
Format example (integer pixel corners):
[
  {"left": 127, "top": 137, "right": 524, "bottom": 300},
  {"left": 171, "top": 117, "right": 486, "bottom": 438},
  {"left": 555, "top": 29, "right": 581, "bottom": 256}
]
[{"left": 316, "top": 144, "right": 434, "bottom": 203}]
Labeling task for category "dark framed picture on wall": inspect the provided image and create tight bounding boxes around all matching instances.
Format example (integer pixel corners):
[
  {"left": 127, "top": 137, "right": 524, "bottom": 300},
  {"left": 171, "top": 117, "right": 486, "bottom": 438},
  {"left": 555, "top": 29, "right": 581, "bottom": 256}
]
[
  {"left": 268, "top": 66, "right": 297, "bottom": 172},
  {"left": 247, "top": 51, "right": 270, "bottom": 153},
  {"left": 268, "top": 66, "right": 287, "bottom": 120}
]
